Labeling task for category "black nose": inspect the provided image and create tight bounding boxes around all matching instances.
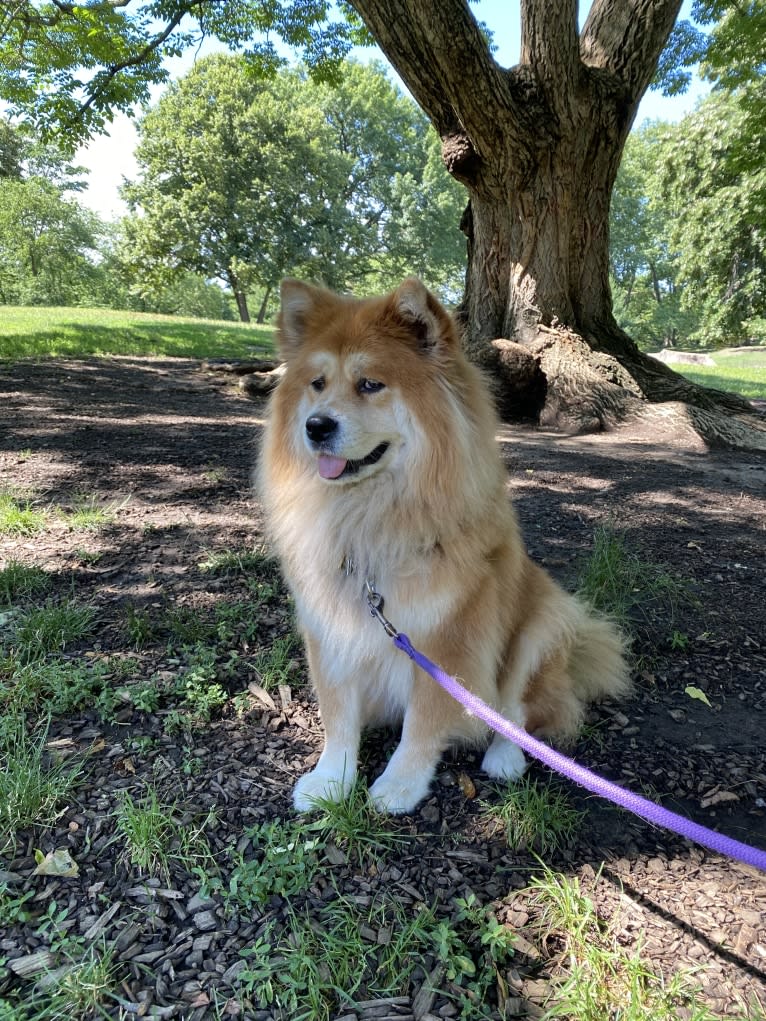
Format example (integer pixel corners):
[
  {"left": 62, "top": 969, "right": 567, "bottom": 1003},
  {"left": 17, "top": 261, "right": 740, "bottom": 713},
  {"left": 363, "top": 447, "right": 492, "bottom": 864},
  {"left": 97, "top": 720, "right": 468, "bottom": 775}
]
[{"left": 305, "top": 414, "right": 338, "bottom": 444}]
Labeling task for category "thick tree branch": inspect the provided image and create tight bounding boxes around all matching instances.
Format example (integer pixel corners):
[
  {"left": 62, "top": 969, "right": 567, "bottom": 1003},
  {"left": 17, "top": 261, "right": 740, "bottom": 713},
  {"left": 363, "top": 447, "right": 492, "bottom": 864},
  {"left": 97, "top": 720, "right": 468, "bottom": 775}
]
[
  {"left": 349, "top": 0, "right": 528, "bottom": 160},
  {"left": 75, "top": 6, "right": 189, "bottom": 122},
  {"left": 520, "top": 0, "right": 579, "bottom": 98},
  {"left": 581, "top": 0, "right": 683, "bottom": 102}
]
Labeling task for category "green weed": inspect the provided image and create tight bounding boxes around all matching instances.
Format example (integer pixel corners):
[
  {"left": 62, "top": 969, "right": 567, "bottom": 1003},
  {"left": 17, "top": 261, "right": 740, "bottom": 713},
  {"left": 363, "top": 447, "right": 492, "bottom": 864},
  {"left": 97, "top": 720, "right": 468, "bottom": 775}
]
[
  {"left": 0, "top": 657, "right": 115, "bottom": 718},
  {"left": 7, "top": 598, "right": 97, "bottom": 662},
  {"left": 0, "top": 560, "right": 51, "bottom": 605},
  {"left": 251, "top": 634, "right": 297, "bottom": 690},
  {"left": 220, "top": 819, "right": 323, "bottom": 910},
  {"left": 482, "top": 776, "right": 583, "bottom": 855},
  {"left": 62, "top": 493, "right": 119, "bottom": 530},
  {"left": 0, "top": 491, "right": 47, "bottom": 536},
  {"left": 0, "top": 712, "right": 83, "bottom": 851},
  {"left": 306, "top": 777, "right": 408, "bottom": 864},
  {"left": 577, "top": 526, "right": 687, "bottom": 634},
  {"left": 114, "top": 785, "right": 216, "bottom": 881},
  {"left": 526, "top": 867, "right": 750, "bottom": 1021}
]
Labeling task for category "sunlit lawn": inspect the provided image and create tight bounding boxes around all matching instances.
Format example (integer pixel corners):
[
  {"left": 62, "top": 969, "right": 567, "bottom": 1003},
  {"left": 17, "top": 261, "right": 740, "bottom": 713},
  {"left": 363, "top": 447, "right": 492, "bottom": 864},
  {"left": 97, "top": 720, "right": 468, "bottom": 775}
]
[
  {"left": 673, "top": 348, "right": 766, "bottom": 400},
  {"left": 0, "top": 306, "right": 276, "bottom": 360}
]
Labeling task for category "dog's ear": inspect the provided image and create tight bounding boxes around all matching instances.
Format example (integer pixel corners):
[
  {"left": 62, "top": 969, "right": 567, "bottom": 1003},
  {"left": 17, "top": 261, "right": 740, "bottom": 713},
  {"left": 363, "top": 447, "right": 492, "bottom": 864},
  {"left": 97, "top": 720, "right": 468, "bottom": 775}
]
[
  {"left": 390, "top": 278, "right": 456, "bottom": 355},
  {"left": 278, "top": 279, "right": 326, "bottom": 359}
]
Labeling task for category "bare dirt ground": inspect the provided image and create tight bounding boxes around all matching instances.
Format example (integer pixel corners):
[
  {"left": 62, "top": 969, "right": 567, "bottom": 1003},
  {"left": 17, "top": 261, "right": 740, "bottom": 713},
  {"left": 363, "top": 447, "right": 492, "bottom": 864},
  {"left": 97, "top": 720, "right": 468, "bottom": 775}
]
[{"left": 1, "top": 356, "right": 765, "bottom": 1019}]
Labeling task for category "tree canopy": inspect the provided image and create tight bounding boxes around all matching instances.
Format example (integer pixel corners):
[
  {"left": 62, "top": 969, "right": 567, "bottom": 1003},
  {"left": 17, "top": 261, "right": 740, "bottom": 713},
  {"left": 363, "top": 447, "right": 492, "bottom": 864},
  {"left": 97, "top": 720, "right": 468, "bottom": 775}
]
[{"left": 120, "top": 57, "right": 465, "bottom": 321}]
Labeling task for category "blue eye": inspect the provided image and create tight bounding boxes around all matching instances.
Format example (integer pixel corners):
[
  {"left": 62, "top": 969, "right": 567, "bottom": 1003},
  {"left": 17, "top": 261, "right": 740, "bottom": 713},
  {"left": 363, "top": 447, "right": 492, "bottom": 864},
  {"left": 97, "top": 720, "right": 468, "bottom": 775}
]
[
  {"left": 358, "top": 378, "right": 385, "bottom": 395},
  {"left": 310, "top": 376, "right": 325, "bottom": 392}
]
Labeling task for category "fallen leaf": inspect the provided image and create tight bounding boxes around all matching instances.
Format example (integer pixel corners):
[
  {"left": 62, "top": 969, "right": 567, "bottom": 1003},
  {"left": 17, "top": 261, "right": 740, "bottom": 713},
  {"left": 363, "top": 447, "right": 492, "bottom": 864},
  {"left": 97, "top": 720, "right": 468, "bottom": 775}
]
[
  {"left": 457, "top": 771, "right": 477, "bottom": 799},
  {"left": 684, "top": 685, "right": 712, "bottom": 707},
  {"left": 33, "top": 849, "right": 79, "bottom": 877},
  {"left": 701, "top": 790, "right": 740, "bottom": 808}
]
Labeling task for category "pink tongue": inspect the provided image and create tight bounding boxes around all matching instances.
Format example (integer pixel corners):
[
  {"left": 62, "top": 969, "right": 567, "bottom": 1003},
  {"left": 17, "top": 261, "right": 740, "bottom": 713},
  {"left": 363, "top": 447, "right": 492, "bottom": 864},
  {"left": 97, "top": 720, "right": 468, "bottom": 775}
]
[{"left": 317, "top": 454, "right": 348, "bottom": 480}]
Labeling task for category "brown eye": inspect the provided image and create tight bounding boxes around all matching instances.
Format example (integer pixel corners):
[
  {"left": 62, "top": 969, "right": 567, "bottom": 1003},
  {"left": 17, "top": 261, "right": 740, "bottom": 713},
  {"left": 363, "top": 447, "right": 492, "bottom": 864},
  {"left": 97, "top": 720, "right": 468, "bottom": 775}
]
[
  {"left": 310, "top": 376, "right": 325, "bottom": 393},
  {"left": 358, "top": 378, "right": 385, "bottom": 395}
]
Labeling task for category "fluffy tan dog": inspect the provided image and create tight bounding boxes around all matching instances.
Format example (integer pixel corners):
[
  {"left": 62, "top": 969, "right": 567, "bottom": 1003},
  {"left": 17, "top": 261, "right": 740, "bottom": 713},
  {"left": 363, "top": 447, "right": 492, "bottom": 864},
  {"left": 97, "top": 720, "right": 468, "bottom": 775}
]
[{"left": 259, "top": 277, "right": 630, "bottom": 814}]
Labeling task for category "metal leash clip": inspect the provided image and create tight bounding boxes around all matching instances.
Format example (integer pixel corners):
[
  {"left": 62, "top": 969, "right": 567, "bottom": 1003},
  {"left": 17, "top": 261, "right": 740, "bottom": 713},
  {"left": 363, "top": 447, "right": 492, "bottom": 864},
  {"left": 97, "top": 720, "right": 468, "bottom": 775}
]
[{"left": 365, "top": 579, "right": 399, "bottom": 639}]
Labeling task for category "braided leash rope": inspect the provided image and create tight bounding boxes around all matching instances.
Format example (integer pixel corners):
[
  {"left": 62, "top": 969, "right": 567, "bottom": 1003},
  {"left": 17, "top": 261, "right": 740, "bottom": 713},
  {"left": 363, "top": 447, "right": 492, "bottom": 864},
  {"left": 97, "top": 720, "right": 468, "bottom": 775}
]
[{"left": 366, "top": 584, "right": 766, "bottom": 871}]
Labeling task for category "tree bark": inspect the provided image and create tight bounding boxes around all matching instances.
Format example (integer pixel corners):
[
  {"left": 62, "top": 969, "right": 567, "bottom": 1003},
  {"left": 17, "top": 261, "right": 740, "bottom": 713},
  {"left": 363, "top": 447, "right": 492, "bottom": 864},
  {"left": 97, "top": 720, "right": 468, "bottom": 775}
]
[{"left": 349, "top": 0, "right": 766, "bottom": 450}]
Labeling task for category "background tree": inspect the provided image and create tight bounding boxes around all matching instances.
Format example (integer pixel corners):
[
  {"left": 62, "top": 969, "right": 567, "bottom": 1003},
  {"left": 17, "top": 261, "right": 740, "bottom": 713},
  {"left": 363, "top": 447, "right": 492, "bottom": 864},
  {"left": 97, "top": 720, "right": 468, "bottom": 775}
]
[
  {"left": 659, "top": 84, "right": 766, "bottom": 347},
  {"left": 609, "top": 122, "right": 698, "bottom": 351},
  {"left": 121, "top": 57, "right": 464, "bottom": 321},
  {"left": 0, "top": 122, "right": 105, "bottom": 305}
]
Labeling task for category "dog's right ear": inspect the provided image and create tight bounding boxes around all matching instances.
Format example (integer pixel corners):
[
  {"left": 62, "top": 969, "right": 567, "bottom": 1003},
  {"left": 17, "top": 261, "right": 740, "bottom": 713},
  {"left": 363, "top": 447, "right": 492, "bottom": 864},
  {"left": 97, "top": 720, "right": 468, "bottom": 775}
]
[{"left": 278, "top": 279, "right": 323, "bottom": 359}]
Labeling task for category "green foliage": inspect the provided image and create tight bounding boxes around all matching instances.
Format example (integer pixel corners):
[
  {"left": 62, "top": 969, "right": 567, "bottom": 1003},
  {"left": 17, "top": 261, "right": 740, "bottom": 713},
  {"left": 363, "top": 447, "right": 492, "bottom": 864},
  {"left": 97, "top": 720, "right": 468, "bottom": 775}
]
[
  {"left": 0, "top": 657, "right": 116, "bottom": 719},
  {"left": 658, "top": 85, "right": 766, "bottom": 346},
  {"left": 220, "top": 819, "right": 323, "bottom": 909},
  {"left": 114, "top": 785, "right": 216, "bottom": 879},
  {"left": 527, "top": 867, "right": 749, "bottom": 1021},
  {"left": 120, "top": 57, "right": 465, "bottom": 319},
  {"left": 304, "top": 777, "right": 408, "bottom": 863},
  {"left": 0, "top": 1, "right": 368, "bottom": 151},
  {"left": 6, "top": 598, "right": 97, "bottom": 662},
  {"left": 577, "top": 526, "right": 687, "bottom": 639}
]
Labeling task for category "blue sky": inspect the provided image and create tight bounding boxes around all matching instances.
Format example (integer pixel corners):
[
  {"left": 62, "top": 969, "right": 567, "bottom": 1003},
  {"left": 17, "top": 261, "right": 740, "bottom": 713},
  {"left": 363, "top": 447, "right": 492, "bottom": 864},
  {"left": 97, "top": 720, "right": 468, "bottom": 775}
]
[{"left": 77, "top": 0, "right": 708, "bottom": 219}]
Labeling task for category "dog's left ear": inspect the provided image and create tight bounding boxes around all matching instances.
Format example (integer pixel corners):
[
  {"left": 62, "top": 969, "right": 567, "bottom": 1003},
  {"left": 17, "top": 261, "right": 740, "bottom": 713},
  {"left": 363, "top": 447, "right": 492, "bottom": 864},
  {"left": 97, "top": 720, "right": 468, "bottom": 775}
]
[{"left": 390, "top": 278, "right": 456, "bottom": 355}]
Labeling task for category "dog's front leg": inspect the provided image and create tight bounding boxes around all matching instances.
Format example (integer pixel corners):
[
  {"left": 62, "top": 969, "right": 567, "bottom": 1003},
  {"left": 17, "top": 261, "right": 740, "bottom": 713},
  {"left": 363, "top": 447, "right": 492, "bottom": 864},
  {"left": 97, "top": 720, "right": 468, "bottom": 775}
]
[
  {"left": 368, "top": 678, "right": 447, "bottom": 814},
  {"left": 293, "top": 641, "right": 361, "bottom": 811}
]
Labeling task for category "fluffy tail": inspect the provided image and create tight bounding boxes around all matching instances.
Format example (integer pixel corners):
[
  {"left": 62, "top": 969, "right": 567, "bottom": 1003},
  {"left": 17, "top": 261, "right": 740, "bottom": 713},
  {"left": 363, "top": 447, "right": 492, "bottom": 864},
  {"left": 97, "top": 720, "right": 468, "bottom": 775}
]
[{"left": 569, "top": 600, "right": 632, "bottom": 704}]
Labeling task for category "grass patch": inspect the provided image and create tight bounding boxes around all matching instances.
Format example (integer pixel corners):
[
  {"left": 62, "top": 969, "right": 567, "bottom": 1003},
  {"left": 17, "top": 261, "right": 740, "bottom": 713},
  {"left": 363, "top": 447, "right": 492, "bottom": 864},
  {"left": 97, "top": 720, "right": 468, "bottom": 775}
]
[
  {"left": 304, "top": 778, "right": 408, "bottom": 864},
  {"left": 61, "top": 493, "right": 121, "bottom": 530},
  {"left": 577, "top": 525, "right": 687, "bottom": 636},
  {"left": 6, "top": 597, "right": 97, "bottom": 662},
  {"left": 673, "top": 348, "right": 766, "bottom": 401},
  {"left": 114, "top": 785, "right": 216, "bottom": 881},
  {"left": 0, "top": 305, "right": 275, "bottom": 360},
  {"left": 0, "top": 560, "right": 51, "bottom": 606},
  {"left": 0, "top": 491, "right": 48, "bottom": 536},
  {"left": 239, "top": 890, "right": 515, "bottom": 1021},
  {"left": 217, "top": 819, "right": 323, "bottom": 910},
  {"left": 0, "top": 657, "right": 117, "bottom": 718},
  {"left": 482, "top": 776, "right": 583, "bottom": 855},
  {"left": 0, "top": 712, "right": 83, "bottom": 852},
  {"left": 527, "top": 867, "right": 755, "bottom": 1020}
]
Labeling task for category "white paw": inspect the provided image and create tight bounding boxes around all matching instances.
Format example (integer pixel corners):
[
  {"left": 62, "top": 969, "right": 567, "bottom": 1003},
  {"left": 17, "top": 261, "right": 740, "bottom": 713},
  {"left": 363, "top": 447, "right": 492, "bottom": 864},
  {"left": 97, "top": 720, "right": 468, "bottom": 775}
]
[
  {"left": 481, "top": 738, "right": 528, "bottom": 781},
  {"left": 293, "top": 768, "right": 354, "bottom": 812},
  {"left": 368, "top": 769, "right": 432, "bottom": 815}
]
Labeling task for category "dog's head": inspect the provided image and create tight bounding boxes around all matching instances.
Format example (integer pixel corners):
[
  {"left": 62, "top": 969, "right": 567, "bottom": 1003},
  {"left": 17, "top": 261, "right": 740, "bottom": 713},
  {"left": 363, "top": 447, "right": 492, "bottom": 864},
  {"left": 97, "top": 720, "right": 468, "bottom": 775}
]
[{"left": 272, "top": 277, "right": 462, "bottom": 485}]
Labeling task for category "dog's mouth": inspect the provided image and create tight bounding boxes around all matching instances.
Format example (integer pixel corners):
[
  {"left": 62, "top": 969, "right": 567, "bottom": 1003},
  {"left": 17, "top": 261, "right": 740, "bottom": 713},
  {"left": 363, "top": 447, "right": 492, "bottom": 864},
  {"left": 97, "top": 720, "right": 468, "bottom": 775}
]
[{"left": 317, "top": 442, "right": 390, "bottom": 480}]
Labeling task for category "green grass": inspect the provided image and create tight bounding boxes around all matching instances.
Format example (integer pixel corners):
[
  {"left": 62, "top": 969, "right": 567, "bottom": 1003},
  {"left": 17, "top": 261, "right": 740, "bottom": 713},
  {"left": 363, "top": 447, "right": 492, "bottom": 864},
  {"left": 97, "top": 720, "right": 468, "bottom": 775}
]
[
  {"left": 0, "top": 712, "right": 83, "bottom": 851},
  {"left": 114, "top": 785, "right": 216, "bottom": 880},
  {"left": 0, "top": 560, "right": 51, "bottom": 606},
  {"left": 482, "top": 776, "right": 583, "bottom": 855},
  {"left": 673, "top": 347, "right": 766, "bottom": 400},
  {"left": 577, "top": 525, "right": 687, "bottom": 636},
  {"left": 6, "top": 597, "right": 97, "bottom": 662},
  {"left": 0, "top": 305, "right": 275, "bottom": 360},
  {"left": 0, "top": 491, "right": 48, "bottom": 536},
  {"left": 527, "top": 867, "right": 758, "bottom": 1021}
]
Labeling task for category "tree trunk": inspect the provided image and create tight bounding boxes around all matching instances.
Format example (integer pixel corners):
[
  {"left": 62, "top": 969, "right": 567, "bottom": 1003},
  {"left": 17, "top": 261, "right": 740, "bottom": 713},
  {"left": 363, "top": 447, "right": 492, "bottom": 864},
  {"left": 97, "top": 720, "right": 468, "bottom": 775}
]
[
  {"left": 255, "top": 284, "right": 272, "bottom": 325},
  {"left": 233, "top": 288, "right": 251, "bottom": 324},
  {"left": 350, "top": 0, "right": 766, "bottom": 450}
]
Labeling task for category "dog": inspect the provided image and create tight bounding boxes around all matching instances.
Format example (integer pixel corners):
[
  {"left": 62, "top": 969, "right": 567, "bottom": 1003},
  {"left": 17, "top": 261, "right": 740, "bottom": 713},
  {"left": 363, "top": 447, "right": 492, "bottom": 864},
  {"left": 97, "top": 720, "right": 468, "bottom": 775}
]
[{"left": 259, "top": 277, "right": 631, "bottom": 814}]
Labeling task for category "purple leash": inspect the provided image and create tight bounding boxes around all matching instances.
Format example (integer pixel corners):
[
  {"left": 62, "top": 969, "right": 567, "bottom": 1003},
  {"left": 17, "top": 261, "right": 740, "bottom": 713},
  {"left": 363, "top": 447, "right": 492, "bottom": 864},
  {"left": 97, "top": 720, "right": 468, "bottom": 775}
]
[{"left": 366, "top": 583, "right": 766, "bottom": 871}]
